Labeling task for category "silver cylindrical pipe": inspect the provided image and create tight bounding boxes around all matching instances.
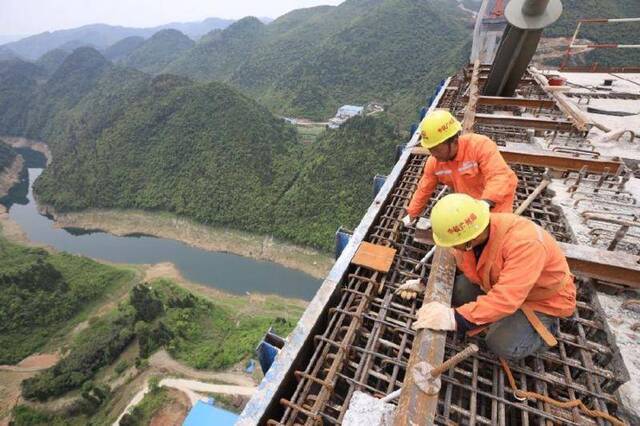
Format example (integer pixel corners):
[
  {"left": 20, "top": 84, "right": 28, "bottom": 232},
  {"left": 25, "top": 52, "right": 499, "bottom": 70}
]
[{"left": 522, "top": 0, "right": 550, "bottom": 16}]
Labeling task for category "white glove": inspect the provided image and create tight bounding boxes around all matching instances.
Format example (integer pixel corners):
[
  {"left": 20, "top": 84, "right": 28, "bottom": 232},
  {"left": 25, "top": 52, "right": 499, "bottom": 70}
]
[
  {"left": 394, "top": 278, "right": 426, "bottom": 300},
  {"left": 402, "top": 214, "right": 415, "bottom": 227},
  {"left": 412, "top": 302, "right": 456, "bottom": 331}
]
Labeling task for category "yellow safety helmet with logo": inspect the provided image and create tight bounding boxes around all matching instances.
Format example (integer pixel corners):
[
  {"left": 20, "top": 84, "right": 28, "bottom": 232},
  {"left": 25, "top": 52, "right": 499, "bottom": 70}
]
[
  {"left": 419, "top": 110, "right": 462, "bottom": 149},
  {"left": 430, "top": 194, "right": 490, "bottom": 247}
]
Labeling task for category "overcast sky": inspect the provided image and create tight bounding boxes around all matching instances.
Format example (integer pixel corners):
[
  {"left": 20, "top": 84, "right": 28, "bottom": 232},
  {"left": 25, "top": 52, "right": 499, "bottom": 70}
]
[{"left": 0, "top": 0, "right": 345, "bottom": 35}]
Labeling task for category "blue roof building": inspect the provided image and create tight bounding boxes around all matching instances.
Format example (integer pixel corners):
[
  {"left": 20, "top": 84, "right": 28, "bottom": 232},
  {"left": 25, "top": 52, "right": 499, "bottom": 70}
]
[{"left": 183, "top": 400, "right": 238, "bottom": 426}]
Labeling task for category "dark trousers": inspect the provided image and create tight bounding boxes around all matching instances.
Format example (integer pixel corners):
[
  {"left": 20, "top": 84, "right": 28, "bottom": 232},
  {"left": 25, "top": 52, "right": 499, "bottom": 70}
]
[{"left": 453, "top": 274, "right": 558, "bottom": 360}]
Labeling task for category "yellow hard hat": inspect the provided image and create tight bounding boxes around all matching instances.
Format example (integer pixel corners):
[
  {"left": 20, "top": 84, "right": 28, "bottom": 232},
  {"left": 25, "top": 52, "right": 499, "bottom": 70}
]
[
  {"left": 419, "top": 110, "right": 462, "bottom": 149},
  {"left": 430, "top": 194, "right": 490, "bottom": 247}
]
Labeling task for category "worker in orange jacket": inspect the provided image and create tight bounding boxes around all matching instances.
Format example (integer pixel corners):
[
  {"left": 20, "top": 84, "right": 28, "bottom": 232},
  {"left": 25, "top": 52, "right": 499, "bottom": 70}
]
[
  {"left": 402, "top": 110, "right": 517, "bottom": 226},
  {"left": 410, "top": 194, "right": 576, "bottom": 360}
]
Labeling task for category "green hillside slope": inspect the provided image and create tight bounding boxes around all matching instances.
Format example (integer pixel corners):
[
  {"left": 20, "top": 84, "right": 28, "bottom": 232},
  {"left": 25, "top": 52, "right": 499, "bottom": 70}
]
[
  {"left": 33, "top": 76, "right": 304, "bottom": 234},
  {"left": 103, "top": 36, "right": 145, "bottom": 61},
  {"left": 273, "top": 115, "right": 402, "bottom": 250},
  {"left": 120, "top": 29, "right": 195, "bottom": 74},
  {"left": 164, "top": 0, "right": 471, "bottom": 122}
]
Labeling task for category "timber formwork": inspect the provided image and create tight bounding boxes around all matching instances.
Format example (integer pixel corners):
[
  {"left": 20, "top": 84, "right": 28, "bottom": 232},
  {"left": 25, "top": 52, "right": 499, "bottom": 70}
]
[{"left": 251, "top": 67, "right": 636, "bottom": 425}]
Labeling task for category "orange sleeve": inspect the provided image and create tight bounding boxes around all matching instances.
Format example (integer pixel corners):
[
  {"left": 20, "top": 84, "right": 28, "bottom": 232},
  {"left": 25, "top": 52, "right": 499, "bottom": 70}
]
[
  {"left": 407, "top": 158, "right": 438, "bottom": 218},
  {"left": 476, "top": 139, "right": 517, "bottom": 205},
  {"left": 456, "top": 240, "right": 546, "bottom": 324}
]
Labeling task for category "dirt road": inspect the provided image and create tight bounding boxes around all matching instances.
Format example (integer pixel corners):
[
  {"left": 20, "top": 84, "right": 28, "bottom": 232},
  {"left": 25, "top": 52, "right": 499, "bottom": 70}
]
[{"left": 149, "top": 350, "right": 255, "bottom": 387}]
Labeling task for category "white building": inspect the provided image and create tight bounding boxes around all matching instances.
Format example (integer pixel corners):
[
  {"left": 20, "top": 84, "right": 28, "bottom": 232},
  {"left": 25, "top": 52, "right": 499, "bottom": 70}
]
[{"left": 328, "top": 105, "right": 364, "bottom": 129}]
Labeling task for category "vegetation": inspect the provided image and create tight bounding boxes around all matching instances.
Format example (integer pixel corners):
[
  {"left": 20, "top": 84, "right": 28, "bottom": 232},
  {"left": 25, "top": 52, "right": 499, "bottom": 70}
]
[
  {"left": 164, "top": 0, "right": 471, "bottom": 122},
  {"left": 0, "top": 237, "right": 133, "bottom": 364},
  {"left": 12, "top": 405, "right": 88, "bottom": 426},
  {"left": 118, "top": 386, "right": 169, "bottom": 426},
  {"left": 0, "top": 139, "right": 18, "bottom": 172},
  {"left": 35, "top": 49, "right": 70, "bottom": 76},
  {"left": 272, "top": 115, "right": 402, "bottom": 250},
  {"left": 120, "top": 29, "right": 195, "bottom": 74},
  {"left": 19, "top": 277, "right": 301, "bottom": 400},
  {"left": 103, "top": 36, "right": 145, "bottom": 61}
]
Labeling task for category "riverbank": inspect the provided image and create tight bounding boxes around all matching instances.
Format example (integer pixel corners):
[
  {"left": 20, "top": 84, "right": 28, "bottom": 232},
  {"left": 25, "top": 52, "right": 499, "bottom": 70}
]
[
  {"left": 43, "top": 208, "right": 333, "bottom": 280},
  {"left": 0, "top": 136, "right": 52, "bottom": 164},
  {"left": 0, "top": 155, "right": 25, "bottom": 199}
]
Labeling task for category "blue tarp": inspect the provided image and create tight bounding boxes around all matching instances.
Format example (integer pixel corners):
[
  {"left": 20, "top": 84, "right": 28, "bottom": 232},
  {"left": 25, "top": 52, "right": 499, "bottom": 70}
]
[{"left": 183, "top": 401, "right": 238, "bottom": 426}]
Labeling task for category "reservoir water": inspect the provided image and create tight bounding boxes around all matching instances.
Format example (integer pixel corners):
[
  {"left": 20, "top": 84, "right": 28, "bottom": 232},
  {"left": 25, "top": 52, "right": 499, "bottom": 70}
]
[{"left": 6, "top": 167, "right": 323, "bottom": 300}]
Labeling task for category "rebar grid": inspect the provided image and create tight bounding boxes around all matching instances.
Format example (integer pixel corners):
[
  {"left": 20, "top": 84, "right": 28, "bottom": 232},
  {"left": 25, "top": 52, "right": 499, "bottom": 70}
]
[
  {"left": 267, "top": 154, "right": 628, "bottom": 426},
  {"left": 435, "top": 281, "right": 628, "bottom": 426},
  {"left": 512, "top": 164, "right": 574, "bottom": 242},
  {"left": 473, "top": 124, "right": 530, "bottom": 146},
  {"left": 272, "top": 154, "right": 439, "bottom": 426},
  {"left": 264, "top": 68, "right": 632, "bottom": 426},
  {"left": 560, "top": 168, "right": 640, "bottom": 254}
]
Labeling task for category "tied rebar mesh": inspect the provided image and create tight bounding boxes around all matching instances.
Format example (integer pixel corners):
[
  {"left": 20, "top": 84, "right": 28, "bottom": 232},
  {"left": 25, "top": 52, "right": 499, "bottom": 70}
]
[
  {"left": 265, "top": 69, "right": 631, "bottom": 426},
  {"left": 267, "top": 154, "right": 629, "bottom": 425}
]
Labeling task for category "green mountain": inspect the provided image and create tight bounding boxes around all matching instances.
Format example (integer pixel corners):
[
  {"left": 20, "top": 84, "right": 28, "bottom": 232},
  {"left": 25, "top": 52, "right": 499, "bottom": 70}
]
[
  {"left": 2, "top": 19, "right": 234, "bottom": 60},
  {"left": 164, "top": 17, "right": 267, "bottom": 82},
  {"left": 103, "top": 35, "right": 145, "bottom": 61},
  {"left": 0, "top": 46, "right": 404, "bottom": 250},
  {"left": 162, "top": 0, "right": 471, "bottom": 122},
  {"left": 24, "top": 47, "right": 113, "bottom": 141},
  {"left": 0, "top": 59, "right": 43, "bottom": 136},
  {"left": 272, "top": 115, "right": 402, "bottom": 250},
  {"left": 35, "top": 48, "right": 70, "bottom": 76},
  {"left": 120, "top": 29, "right": 195, "bottom": 74},
  {"left": 0, "top": 46, "right": 20, "bottom": 61}
]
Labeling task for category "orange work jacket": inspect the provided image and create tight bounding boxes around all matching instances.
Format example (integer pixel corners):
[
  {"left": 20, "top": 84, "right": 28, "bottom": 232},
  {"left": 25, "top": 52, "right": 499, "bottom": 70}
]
[
  {"left": 454, "top": 213, "right": 576, "bottom": 325},
  {"left": 407, "top": 133, "right": 517, "bottom": 217}
]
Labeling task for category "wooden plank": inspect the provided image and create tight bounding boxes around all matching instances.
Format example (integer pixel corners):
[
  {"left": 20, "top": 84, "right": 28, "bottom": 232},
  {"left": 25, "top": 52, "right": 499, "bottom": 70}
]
[
  {"left": 499, "top": 145, "right": 623, "bottom": 174},
  {"left": 351, "top": 242, "right": 397, "bottom": 273},
  {"left": 393, "top": 247, "right": 456, "bottom": 425},
  {"left": 560, "top": 242, "right": 640, "bottom": 288},
  {"left": 395, "top": 61, "right": 479, "bottom": 426}
]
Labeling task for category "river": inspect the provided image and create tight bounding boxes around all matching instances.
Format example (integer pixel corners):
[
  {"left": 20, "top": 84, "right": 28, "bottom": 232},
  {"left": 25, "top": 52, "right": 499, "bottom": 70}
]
[{"left": 6, "top": 167, "right": 322, "bottom": 300}]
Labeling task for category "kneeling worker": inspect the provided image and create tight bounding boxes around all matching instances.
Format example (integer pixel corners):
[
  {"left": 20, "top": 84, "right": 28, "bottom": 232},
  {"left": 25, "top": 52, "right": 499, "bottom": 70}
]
[
  {"left": 403, "top": 110, "right": 517, "bottom": 226},
  {"left": 413, "top": 194, "right": 576, "bottom": 360}
]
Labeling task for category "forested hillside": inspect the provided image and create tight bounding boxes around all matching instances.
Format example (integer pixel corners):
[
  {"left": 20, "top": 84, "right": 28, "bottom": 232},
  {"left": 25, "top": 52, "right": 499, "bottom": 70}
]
[
  {"left": 120, "top": 29, "right": 195, "bottom": 74},
  {"left": 103, "top": 36, "right": 145, "bottom": 61},
  {"left": 0, "top": 238, "right": 133, "bottom": 364},
  {"left": 164, "top": 0, "right": 472, "bottom": 121},
  {"left": 272, "top": 115, "right": 401, "bottom": 249}
]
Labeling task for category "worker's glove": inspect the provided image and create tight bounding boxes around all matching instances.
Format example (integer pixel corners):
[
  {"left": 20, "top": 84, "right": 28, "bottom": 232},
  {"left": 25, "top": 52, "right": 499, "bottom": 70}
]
[
  {"left": 394, "top": 278, "right": 426, "bottom": 300},
  {"left": 412, "top": 302, "right": 456, "bottom": 331},
  {"left": 402, "top": 214, "right": 416, "bottom": 227}
]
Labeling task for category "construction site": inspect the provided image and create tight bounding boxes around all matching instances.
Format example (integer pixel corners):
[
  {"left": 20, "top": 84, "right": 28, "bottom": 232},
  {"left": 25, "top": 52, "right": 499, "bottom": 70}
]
[{"left": 237, "top": 1, "right": 640, "bottom": 425}]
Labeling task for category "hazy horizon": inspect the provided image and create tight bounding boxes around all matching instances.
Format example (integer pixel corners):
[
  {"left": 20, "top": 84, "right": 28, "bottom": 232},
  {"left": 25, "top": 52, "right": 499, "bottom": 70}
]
[{"left": 0, "top": 0, "right": 344, "bottom": 38}]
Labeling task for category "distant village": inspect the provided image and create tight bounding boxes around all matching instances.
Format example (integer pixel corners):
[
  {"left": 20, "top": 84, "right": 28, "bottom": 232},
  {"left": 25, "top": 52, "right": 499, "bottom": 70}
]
[{"left": 283, "top": 102, "right": 385, "bottom": 130}]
